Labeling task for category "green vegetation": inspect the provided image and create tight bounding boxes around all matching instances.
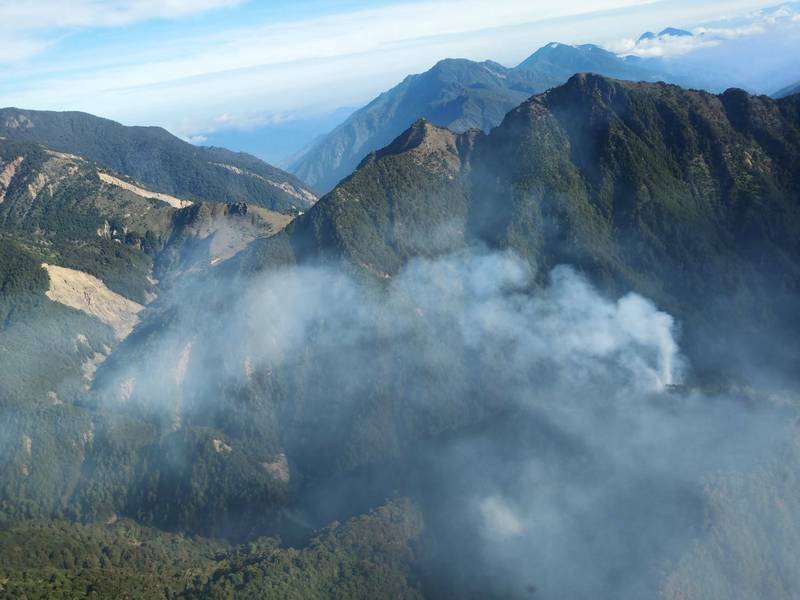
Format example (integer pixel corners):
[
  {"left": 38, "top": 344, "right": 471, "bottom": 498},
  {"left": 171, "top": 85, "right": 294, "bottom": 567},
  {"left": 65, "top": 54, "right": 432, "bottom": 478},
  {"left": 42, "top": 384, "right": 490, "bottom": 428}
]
[
  {"left": 0, "top": 234, "right": 117, "bottom": 408},
  {"left": 2, "top": 76, "right": 800, "bottom": 599},
  {"left": 290, "top": 44, "right": 663, "bottom": 193},
  {"left": 272, "top": 75, "right": 800, "bottom": 381},
  {"left": 0, "top": 108, "right": 315, "bottom": 211},
  {"left": 0, "top": 499, "right": 422, "bottom": 600}
]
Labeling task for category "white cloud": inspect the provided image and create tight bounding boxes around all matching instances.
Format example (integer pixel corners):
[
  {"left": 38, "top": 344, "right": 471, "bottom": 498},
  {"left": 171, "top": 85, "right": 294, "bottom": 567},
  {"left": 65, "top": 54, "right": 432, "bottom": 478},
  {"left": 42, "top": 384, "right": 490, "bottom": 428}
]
[
  {"left": 0, "top": 0, "right": 794, "bottom": 145},
  {"left": 0, "top": 0, "right": 243, "bottom": 63},
  {"left": 0, "top": 33, "right": 53, "bottom": 63},
  {"left": 0, "top": 0, "right": 243, "bottom": 29},
  {"left": 184, "top": 134, "right": 207, "bottom": 145},
  {"left": 0, "top": 0, "right": 658, "bottom": 132},
  {"left": 605, "top": 2, "right": 797, "bottom": 57}
]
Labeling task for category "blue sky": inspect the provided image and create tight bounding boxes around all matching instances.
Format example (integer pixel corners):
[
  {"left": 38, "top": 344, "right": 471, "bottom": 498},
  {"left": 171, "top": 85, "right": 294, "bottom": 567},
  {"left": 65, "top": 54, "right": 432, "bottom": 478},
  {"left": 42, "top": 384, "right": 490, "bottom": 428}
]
[{"left": 0, "top": 0, "right": 793, "bottom": 154}]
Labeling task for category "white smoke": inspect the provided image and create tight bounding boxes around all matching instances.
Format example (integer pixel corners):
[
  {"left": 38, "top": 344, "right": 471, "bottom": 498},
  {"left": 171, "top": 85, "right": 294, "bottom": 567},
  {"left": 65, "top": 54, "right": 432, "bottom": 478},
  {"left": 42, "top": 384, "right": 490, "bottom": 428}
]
[{"left": 91, "top": 247, "right": 795, "bottom": 599}]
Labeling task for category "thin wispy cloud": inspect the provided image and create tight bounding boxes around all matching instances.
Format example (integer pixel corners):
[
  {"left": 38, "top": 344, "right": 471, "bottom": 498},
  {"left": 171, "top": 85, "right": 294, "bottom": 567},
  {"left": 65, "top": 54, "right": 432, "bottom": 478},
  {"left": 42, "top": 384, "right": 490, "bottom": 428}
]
[
  {"left": 605, "top": 1, "right": 799, "bottom": 57},
  {"left": 0, "top": 0, "right": 243, "bottom": 62},
  {"left": 0, "top": 0, "right": 791, "bottom": 147}
]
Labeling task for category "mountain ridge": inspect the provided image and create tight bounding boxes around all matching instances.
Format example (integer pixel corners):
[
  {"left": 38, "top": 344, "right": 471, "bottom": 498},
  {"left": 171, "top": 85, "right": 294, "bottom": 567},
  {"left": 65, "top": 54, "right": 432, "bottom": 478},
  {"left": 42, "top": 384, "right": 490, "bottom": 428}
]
[
  {"left": 289, "top": 43, "right": 667, "bottom": 194},
  {"left": 260, "top": 73, "right": 800, "bottom": 381},
  {"left": 0, "top": 107, "right": 317, "bottom": 211}
]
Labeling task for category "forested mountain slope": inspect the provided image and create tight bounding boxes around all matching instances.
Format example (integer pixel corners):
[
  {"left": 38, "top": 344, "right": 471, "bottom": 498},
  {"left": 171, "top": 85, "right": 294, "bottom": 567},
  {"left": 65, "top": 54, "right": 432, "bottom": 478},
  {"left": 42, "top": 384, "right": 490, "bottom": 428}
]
[
  {"left": 3, "top": 75, "right": 800, "bottom": 599},
  {"left": 0, "top": 108, "right": 317, "bottom": 211},
  {"left": 271, "top": 74, "right": 800, "bottom": 381}
]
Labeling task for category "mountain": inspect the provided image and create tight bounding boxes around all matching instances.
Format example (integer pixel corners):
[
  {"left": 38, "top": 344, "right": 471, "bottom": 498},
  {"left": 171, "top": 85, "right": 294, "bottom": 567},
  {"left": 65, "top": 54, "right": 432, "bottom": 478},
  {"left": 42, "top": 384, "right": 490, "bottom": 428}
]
[
  {"left": 94, "top": 73, "right": 800, "bottom": 527},
  {"left": 658, "top": 27, "right": 693, "bottom": 37},
  {"left": 515, "top": 42, "right": 654, "bottom": 82},
  {"left": 775, "top": 81, "right": 800, "bottom": 98},
  {"left": 272, "top": 74, "right": 800, "bottom": 380},
  {"left": 4, "top": 76, "right": 800, "bottom": 599},
  {"left": 0, "top": 136, "right": 293, "bottom": 410},
  {"left": 289, "top": 44, "right": 662, "bottom": 194},
  {"left": 0, "top": 108, "right": 317, "bottom": 211},
  {"left": 77, "top": 74, "right": 800, "bottom": 598},
  {"left": 287, "top": 59, "right": 537, "bottom": 195}
]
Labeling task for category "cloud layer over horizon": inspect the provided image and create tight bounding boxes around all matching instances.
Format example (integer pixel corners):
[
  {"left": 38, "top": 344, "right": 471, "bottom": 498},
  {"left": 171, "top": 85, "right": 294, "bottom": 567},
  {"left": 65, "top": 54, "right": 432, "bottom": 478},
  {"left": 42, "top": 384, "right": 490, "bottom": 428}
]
[{"left": 0, "top": 2, "right": 786, "bottom": 131}]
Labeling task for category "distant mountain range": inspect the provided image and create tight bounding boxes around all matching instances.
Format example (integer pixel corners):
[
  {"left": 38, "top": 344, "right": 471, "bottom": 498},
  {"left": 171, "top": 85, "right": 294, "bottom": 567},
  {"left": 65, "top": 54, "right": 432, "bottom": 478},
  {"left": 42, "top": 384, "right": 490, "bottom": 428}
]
[
  {"left": 289, "top": 43, "right": 663, "bottom": 194},
  {"left": 0, "top": 108, "right": 316, "bottom": 211},
  {"left": 638, "top": 27, "right": 693, "bottom": 41},
  {"left": 775, "top": 81, "right": 800, "bottom": 98},
  {"left": 287, "top": 6, "right": 800, "bottom": 192}
]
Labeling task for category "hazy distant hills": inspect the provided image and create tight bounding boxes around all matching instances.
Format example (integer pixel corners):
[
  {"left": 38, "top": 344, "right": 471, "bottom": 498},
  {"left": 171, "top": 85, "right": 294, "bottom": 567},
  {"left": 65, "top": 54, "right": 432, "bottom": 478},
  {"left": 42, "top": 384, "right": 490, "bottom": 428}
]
[
  {"left": 0, "top": 108, "right": 317, "bottom": 211},
  {"left": 289, "top": 43, "right": 665, "bottom": 194},
  {"left": 639, "top": 27, "right": 693, "bottom": 41},
  {"left": 775, "top": 81, "right": 800, "bottom": 98}
]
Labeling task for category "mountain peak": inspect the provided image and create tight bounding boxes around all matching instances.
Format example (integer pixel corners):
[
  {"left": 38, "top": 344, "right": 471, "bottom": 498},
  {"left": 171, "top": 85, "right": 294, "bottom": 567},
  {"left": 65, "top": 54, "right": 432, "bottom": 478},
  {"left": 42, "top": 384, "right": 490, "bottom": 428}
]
[
  {"left": 515, "top": 42, "right": 636, "bottom": 74},
  {"left": 658, "top": 27, "right": 692, "bottom": 37},
  {"left": 374, "top": 118, "right": 462, "bottom": 170},
  {"left": 549, "top": 72, "right": 623, "bottom": 97}
]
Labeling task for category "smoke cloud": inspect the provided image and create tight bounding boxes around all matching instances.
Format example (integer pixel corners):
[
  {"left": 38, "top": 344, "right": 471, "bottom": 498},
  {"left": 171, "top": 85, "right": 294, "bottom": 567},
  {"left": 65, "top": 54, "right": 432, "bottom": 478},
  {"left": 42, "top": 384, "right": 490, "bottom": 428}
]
[{"left": 90, "top": 247, "right": 797, "bottom": 599}]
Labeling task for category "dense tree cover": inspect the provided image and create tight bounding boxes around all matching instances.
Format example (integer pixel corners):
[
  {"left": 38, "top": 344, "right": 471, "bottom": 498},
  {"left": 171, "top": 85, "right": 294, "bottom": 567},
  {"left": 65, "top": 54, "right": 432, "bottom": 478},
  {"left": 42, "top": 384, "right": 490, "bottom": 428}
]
[
  {"left": 52, "top": 239, "right": 154, "bottom": 305},
  {"left": 0, "top": 499, "right": 422, "bottom": 600},
  {"left": 183, "top": 499, "right": 423, "bottom": 600},
  {"left": 0, "top": 108, "right": 315, "bottom": 211},
  {"left": 0, "top": 236, "right": 48, "bottom": 323},
  {"left": 0, "top": 235, "right": 117, "bottom": 407},
  {"left": 0, "top": 402, "right": 288, "bottom": 539},
  {"left": 258, "top": 75, "right": 800, "bottom": 383}
]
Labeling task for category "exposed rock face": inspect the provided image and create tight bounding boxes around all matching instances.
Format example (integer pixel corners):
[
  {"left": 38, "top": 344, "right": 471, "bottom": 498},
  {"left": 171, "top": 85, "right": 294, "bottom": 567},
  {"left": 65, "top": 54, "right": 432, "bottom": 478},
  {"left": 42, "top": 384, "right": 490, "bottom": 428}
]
[
  {"left": 43, "top": 263, "right": 144, "bottom": 339},
  {"left": 0, "top": 156, "right": 23, "bottom": 203},
  {"left": 212, "top": 439, "right": 232, "bottom": 454},
  {"left": 262, "top": 453, "right": 290, "bottom": 483},
  {"left": 212, "top": 162, "right": 317, "bottom": 206},
  {"left": 98, "top": 172, "right": 193, "bottom": 209},
  {"left": 0, "top": 107, "right": 317, "bottom": 211}
]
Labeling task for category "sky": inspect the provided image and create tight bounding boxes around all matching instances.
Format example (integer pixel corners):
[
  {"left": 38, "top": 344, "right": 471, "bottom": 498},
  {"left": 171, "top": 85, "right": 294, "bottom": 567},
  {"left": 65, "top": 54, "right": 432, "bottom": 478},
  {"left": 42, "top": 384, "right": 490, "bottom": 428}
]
[{"left": 0, "top": 0, "right": 794, "bottom": 161}]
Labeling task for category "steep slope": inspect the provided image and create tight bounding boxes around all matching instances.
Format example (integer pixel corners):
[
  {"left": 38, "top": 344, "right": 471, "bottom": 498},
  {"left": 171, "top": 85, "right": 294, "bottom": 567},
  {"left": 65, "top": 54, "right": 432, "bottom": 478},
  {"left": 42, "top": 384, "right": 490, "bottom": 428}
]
[
  {"left": 289, "top": 44, "right": 663, "bottom": 194},
  {"left": 288, "top": 58, "right": 536, "bottom": 194},
  {"left": 775, "top": 80, "right": 800, "bottom": 98},
  {"left": 0, "top": 137, "right": 293, "bottom": 408},
  {"left": 0, "top": 108, "right": 317, "bottom": 211},
  {"left": 515, "top": 42, "right": 655, "bottom": 84},
  {"left": 472, "top": 76, "right": 800, "bottom": 370},
  {"left": 3, "top": 75, "right": 800, "bottom": 600},
  {"left": 0, "top": 137, "right": 304, "bottom": 548},
  {"left": 272, "top": 75, "right": 800, "bottom": 381},
  {"left": 76, "top": 76, "right": 800, "bottom": 547}
]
